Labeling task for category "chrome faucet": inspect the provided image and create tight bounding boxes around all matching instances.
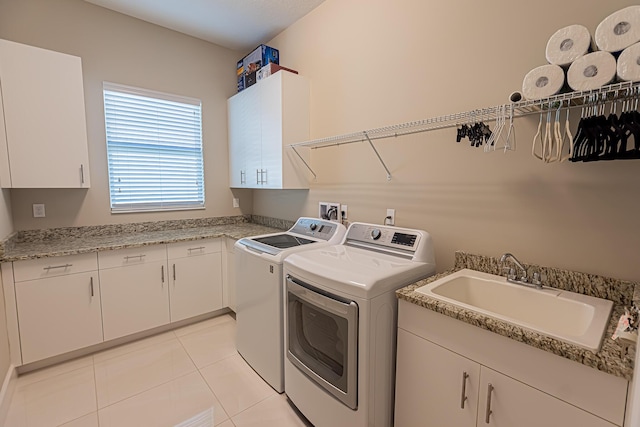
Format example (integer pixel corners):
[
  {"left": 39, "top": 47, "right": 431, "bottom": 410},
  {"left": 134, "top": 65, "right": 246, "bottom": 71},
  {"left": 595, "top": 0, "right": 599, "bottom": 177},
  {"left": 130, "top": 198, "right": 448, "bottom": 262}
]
[{"left": 499, "top": 252, "right": 543, "bottom": 289}]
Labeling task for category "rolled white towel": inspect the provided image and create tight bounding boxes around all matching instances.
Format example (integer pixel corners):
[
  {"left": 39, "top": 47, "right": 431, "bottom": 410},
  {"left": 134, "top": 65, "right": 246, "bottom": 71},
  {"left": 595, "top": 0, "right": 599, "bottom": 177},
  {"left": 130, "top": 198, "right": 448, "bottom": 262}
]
[
  {"left": 546, "top": 24, "right": 593, "bottom": 67},
  {"left": 522, "top": 64, "right": 565, "bottom": 100},
  {"left": 595, "top": 5, "right": 640, "bottom": 53},
  {"left": 617, "top": 41, "right": 640, "bottom": 82},
  {"left": 567, "top": 51, "right": 617, "bottom": 91}
]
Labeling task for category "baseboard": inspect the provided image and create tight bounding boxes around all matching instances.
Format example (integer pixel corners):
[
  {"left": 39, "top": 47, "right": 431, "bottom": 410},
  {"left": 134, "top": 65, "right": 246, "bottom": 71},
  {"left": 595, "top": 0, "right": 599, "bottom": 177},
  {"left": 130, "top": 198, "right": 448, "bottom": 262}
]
[{"left": 0, "top": 364, "right": 17, "bottom": 424}]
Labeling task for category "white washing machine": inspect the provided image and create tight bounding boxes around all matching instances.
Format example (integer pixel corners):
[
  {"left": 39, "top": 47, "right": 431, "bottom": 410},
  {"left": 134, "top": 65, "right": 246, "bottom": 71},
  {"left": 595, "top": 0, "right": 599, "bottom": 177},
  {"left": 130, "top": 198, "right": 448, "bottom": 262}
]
[
  {"left": 235, "top": 217, "right": 346, "bottom": 393},
  {"left": 283, "top": 222, "right": 436, "bottom": 427}
]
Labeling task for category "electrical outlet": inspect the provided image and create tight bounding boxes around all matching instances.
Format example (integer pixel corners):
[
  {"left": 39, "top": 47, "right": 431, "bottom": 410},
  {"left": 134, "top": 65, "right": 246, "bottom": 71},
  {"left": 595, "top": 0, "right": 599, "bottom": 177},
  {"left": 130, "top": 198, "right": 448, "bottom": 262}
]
[
  {"left": 319, "top": 201, "right": 340, "bottom": 222},
  {"left": 386, "top": 208, "right": 395, "bottom": 226},
  {"left": 341, "top": 204, "right": 348, "bottom": 220},
  {"left": 33, "top": 204, "right": 46, "bottom": 218},
  {"left": 233, "top": 198, "right": 240, "bottom": 208}
]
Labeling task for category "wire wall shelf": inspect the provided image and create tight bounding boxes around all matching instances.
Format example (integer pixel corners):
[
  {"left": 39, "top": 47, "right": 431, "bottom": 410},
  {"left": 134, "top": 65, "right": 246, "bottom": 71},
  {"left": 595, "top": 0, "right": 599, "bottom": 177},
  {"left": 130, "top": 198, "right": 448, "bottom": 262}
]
[{"left": 287, "top": 80, "right": 640, "bottom": 180}]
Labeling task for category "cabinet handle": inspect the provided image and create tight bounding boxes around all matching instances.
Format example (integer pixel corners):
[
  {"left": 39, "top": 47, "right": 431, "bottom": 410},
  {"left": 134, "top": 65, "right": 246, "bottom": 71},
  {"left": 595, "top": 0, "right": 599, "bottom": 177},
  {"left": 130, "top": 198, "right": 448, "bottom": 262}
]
[
  {"left": 173, "top": 263, "right": 176, "bottom": 281},
  {"left": 240, "top": 170, "right": 246, "bottom": 184},
  {"left": 485, "top": 383, "right": 494, "bottom": 424},
  {"left": 43, "top": 264, "right": 73, "bottom": 271},
  {"left": 256, "top": 169, "right": 267, "bottom": 184},
  {"left": 90, "top": 277, "right": 94, "bottom": 297},
  {"left": 460, "top": 371, "right": 469, "bottom": 409},
  {"left": 187, "top": 246, "right": 205, "bottom": 252},
  {"left": 81, "top": 164, "right": 85, "bottom": 184},
  {"left": 124, "top": 255, "right": 146, "bottom": 261},
  {"left": 161, "top": 265, "right": 165, "bottom": 285}
]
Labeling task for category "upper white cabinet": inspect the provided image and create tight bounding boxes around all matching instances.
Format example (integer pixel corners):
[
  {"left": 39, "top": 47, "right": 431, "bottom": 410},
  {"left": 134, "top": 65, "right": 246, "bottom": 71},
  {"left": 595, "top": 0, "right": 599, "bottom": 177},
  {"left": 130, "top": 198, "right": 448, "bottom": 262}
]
[
  {"left": 0, "top": 39, "right": 90, "bottom": 188},
  {"left": 228, "top": 71, "right": 311, "bottom": 189}
]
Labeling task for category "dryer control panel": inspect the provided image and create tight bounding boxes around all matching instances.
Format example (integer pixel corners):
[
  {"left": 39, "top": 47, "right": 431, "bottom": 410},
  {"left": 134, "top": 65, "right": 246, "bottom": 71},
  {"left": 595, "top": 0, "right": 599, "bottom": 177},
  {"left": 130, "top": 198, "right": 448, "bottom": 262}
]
[
  {"left": 344, "top": 223, "right": 423, "bottom": 254},
  {"left": 344, "top": 223, "right": 435, "bottom": 263}
]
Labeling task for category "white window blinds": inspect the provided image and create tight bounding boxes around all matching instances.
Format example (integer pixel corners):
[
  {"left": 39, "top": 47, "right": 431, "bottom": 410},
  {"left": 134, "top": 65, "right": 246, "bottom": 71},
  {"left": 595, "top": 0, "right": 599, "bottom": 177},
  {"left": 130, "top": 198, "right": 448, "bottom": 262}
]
[{"left": 103, "top": 83, "right": 204, "bottom": 212}]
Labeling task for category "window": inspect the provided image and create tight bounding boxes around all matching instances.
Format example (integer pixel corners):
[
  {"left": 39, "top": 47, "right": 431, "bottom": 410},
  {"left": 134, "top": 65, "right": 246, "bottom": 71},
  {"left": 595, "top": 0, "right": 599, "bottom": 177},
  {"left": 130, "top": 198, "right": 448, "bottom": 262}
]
[{"left": 103, "top": 82, "right": 204, "bottom": 213}]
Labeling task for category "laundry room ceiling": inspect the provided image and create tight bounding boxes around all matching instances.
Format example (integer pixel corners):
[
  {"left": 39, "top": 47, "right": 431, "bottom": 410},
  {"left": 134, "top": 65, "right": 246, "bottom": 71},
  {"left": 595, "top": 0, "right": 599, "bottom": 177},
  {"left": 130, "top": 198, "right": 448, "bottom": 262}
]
[{"left": 84, "top": 0, "right": 325, "bottom": 51}]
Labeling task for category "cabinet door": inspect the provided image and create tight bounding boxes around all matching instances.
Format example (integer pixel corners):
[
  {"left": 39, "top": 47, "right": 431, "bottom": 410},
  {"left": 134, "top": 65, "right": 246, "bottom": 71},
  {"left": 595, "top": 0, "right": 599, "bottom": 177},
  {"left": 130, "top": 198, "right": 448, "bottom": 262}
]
[
  {"left": 99, "top": 261, "right": 170, "bottom": 341},
  {"left": 395, "top": 328, "right": 479, "bottom": 427},
  {"left": 277, "top": 72, "right": 310, "bottom": 189},
  {"left": 228, "top": 84, "right": 261, "bottom": 188},
  {"left": 15, "top": 272, "right": 102, "bottom": 364},
  {"left": 259, "top": 72, "right": 284, "bottom": 188},
  {"left": 224, "top": 238, "right": 237, "bottom": 311},
  {"left": 478, "top": 366, "right": 617, "bottom": 427},
  {"left": 169, "top": 252, "right": 223, "bottom": 322},
  {"left": 260, "top": 72, "right": 310, "bottom": 189},
  {"left": 0, "top": 39, "right": 90, "bottom": 188},
  {"left": 227, "top": 72, "right": 310, "bottom": 190}
]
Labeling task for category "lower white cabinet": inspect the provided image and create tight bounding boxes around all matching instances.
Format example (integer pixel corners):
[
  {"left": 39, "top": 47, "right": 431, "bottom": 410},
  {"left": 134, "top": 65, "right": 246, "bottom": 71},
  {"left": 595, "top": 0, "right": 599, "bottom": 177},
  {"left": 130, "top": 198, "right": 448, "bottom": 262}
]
[
  {"left": 395, "top": 329, "right": 616, "bottom": 427},
  {"left": 167, "top": 239, "right": 223, "bottom": 322},
  {"left": 395, "top": 329, "right": 479, "bottom": 427},
  {"left": 13, "top": 254, "right": 102, "bottom": 364},
  {"left": 99, "top": 246, "right": 170, "bottom": 341},
  {"left": 478, "top": 365, "right": 616, "bottom": 427},
  {"left": 395, "top": 300, "right": 627, "bottom": 427},
  {"left": 3, "top": 236, "right": 234, "bottom": 366},
  {"left": 223, "top": 238, "right": 237, "bottom": 311}
]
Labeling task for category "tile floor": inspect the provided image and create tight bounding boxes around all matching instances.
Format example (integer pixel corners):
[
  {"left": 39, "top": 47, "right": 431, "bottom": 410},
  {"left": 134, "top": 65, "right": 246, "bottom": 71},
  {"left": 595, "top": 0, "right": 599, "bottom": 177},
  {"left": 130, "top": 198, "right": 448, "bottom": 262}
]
[{"left": 5, "top": 314, "right": 312, "bottom": 427}]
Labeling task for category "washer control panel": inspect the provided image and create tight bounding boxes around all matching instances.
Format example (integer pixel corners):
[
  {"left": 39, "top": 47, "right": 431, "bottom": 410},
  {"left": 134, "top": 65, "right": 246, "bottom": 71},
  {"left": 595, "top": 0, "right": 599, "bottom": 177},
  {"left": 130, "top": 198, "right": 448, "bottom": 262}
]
[
  {"left": 346, "top": 223, "right": 422, "bottom": 253},
  {"left": 289, "top": 217, "right": 338, "bottom": 240}
]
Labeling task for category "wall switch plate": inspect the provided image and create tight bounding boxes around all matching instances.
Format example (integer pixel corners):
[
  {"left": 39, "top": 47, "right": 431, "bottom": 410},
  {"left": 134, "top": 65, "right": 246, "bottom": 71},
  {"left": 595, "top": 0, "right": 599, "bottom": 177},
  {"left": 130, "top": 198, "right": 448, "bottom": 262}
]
[
  {"left": 33, "top": 204, "right": 46, "bottom": 218},
  {"left": 233, "top": 198, "right": 240, "bottom": 208},
  {"left": 386, "top": 208, "right": 395, "bottom": 226},
  {"left": 319, "top": 202, "right": 340, "bottom": 222}
]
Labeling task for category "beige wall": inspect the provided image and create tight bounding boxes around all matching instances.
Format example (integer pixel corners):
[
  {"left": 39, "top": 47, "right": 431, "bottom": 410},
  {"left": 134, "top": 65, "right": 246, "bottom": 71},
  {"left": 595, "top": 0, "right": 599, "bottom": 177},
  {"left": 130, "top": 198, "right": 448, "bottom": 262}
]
[
  {"left": 0, "top": 0, "right": 253, "bottom": 230},
  {"left": 257, "top": 0, "right": 640, "bottom": 282}
]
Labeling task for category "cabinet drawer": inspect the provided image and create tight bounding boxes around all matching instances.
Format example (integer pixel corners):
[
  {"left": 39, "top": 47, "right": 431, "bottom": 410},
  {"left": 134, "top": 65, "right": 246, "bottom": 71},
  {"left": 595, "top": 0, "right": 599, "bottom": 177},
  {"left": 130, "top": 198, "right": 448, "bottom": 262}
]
[
  {"left": 167, "top": 239, "right": 221, "bottom": 259},
  {"left": 98, "top": 245, "right": 167, "bottom": 270},
  {"left": 13, "top": 253, "right": 98, "bottom": 282}
]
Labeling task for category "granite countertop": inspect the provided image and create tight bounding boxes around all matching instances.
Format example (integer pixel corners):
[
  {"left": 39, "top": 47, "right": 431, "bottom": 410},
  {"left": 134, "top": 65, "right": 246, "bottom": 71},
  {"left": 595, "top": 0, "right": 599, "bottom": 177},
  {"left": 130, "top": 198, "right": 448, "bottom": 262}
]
[
  {"left": 397, "top": 252, "right": 638, "bottom": 381},
  {"left": 0, "top": 215, "right": 287, "bottom": 262}
]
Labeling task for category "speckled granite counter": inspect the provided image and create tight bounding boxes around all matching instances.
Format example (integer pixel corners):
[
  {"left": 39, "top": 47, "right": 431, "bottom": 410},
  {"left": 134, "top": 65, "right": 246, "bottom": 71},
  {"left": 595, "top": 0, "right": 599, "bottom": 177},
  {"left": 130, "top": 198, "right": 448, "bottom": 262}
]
[
  {"left": 397, "top": 252, "right": 638, "bottom": 381},
  {"left": 0, "top": 215, "right": 288, "bottom": 262}
]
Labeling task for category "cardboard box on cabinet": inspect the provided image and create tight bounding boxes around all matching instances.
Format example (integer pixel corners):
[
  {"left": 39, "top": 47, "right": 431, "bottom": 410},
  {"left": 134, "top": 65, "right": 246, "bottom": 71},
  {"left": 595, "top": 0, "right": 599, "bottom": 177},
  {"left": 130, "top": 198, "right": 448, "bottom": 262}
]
[
  {"left": 257, "top": 63, "right": 298, "bottom": 81},
  {"left": 236, "top": 44, "right": 279, "bottom": 92}
]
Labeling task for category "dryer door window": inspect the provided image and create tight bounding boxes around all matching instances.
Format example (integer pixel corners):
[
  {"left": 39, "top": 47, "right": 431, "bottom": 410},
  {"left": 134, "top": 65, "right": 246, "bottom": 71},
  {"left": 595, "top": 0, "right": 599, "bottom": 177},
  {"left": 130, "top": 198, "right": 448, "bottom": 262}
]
[{"left": 286, "top": 276, "right": 358, "bottom": 409}]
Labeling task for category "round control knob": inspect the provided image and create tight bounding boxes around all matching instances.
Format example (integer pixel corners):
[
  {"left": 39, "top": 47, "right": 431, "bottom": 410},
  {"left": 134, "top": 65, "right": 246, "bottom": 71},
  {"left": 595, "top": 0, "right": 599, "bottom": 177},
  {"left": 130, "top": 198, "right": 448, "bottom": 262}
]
[
  {"left": 309, "top": 223, "right": 318, "bottom": 231},
  {"left": 370, "top": 229, "right": 382, "bottom": 240}
]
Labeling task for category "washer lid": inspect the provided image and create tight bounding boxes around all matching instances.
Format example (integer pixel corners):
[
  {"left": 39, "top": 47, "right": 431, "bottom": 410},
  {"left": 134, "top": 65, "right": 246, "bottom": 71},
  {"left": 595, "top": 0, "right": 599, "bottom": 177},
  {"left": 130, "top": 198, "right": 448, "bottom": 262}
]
[
  {"left": 284, "top": 245, "right": 436, "bottom": 299},
  {"left": 236, "top": 217, "right": 347, "bottom": 259},
  {"left": 252, "top": 234, "right": 315, "bottom": 249}
]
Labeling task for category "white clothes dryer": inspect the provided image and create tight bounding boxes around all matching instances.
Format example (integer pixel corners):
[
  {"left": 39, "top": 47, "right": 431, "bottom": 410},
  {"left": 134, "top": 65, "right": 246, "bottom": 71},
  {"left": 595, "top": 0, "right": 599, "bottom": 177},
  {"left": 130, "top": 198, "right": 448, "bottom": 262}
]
[
  {"left": 235, "top": 217, "right": 346, "bottom": 393},
  {"left": 283, "top": 222, "right": 436, "bottom": 427}
]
